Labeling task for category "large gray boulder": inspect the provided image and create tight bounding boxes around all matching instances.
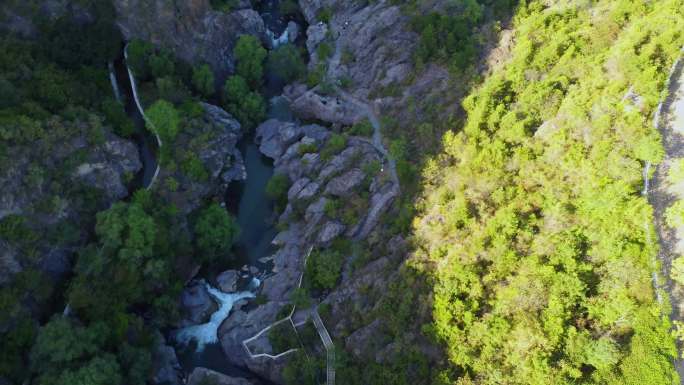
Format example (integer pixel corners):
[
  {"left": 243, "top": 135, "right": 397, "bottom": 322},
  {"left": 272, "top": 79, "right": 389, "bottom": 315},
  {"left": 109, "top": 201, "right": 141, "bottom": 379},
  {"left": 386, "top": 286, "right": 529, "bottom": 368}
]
[
  {"left": 325, "top": 168, "right": 365, "bottom": 197},
  {"left": 219, "top": 302, "right": 288, "bottom": 383},
  {"left": 284, "top": 83, "right": 365, "bottom": 125},
  {"left": 151, "top": 333, "right": 183, "bottom": 385},
  {"left": 216, "top": 270, "right": 239, "bottom": 293},
  {"left": 180, "top": 281, "right": 216, "bottom": 326}
]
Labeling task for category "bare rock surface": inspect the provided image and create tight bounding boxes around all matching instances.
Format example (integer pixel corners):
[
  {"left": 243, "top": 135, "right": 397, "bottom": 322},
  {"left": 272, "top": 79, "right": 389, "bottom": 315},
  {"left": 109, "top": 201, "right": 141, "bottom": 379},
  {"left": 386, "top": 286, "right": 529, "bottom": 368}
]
[
  {"left": 216, "top": 270, "right": 239, "bottom": 293},
  {"left": 179, "top": 280, "right": 217, "bottom": 326},
  {"left": 187, "top": 368, "right": 258, "bottom": 385}
]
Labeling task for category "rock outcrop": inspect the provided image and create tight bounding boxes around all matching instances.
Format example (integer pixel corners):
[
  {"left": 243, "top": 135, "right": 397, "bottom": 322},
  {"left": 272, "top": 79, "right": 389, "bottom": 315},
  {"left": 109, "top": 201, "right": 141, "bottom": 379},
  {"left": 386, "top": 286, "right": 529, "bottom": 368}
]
[
  {"left": 187, "top": 368, "right": 258, "bottom": 385},
  {"left": 113, "top": 0, "right": 266, "bottom": 83},
  {"left": 151, "top": 333, "right": 183, "bottom": 385},
  {"left": 218, "top": 117, "right": 398, "bottom": 381},
  {"left": 0, "top": 121, "right": 141, "bottom": 285},
  {"left": 179, "top": 280, "right": 217, "bottom": 326},
  {"left": 155, "top": 103, "right": 244, "bottom": 214}
]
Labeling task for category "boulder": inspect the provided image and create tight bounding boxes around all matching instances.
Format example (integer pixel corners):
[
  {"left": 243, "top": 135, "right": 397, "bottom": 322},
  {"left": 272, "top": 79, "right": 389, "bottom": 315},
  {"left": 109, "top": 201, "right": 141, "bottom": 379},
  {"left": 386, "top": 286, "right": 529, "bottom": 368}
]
[
  {"left": 219, "top": 302, "right": 288, "bottom": 383},
  {"left": 286, "top": 21, "right": 300, "bottom": 42},
  {"left": 180, "top": 281, "right": 216, "bottom": 325},
  {"left": 285, "top": 86, "right": 365, "bottom": 125},
  {"left": 324, "top": 168, "right": 365, "bottom": 197},
  {"left": 287, "top": 178, "right": 311, "bottom": 201},
  {"left": 354, "top": 183, "right": 398, "bottom": 239},
  {"left": 187, "top": 368, "right": 257, "bottom": 385},
  {"left": 318, "top": 221, "right": 346, "bottom": 244},
  {"left": 305, "top": 22, "right": 328, "bottom": 55},
  {"left": 256, "top": 119, "right": 301, "bottom": 159},
  {"left": 73, "top": 133, "right": 142, "bottom": 201},
  {"left": 151, "top": 333, "right": 183, "bottom": 385},
  {"left": 216, "top": 270, "right": 239, "bottom": 293},
  {"left": 297, "top": 181, "right": 320, "bottom": 200}
]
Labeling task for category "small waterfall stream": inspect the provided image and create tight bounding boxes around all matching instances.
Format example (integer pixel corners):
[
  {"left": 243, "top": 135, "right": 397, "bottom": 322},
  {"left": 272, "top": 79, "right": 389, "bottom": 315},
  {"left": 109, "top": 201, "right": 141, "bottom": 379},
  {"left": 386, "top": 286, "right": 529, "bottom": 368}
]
[{"left": 173, "top": 279, "right": 259, "bottom": 350}]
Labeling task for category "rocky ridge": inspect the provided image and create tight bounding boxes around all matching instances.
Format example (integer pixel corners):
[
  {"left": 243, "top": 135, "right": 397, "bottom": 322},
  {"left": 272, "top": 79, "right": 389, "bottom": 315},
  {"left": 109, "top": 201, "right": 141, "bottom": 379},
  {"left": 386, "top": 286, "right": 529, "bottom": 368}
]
[{"left": 113, "top": 0, "right": 267, "bottom": 84}]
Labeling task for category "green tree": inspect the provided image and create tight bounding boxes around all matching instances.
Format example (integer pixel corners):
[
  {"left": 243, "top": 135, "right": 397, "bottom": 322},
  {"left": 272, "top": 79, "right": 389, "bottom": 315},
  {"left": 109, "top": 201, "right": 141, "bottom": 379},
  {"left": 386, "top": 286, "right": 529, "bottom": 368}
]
[
  {"left": 194, "top": 203, "right": 240, "bottom": 262},
  {"left": 222, "top": 75, "right": 266, "bottom": 130},
  {"left": 148, "top": 51, "right": 175, "bottom": 79},
  {"left": 233, "top": 35, "right": 267, "bottom": 88},
  {"left": 267, "top": 44, "right": 306, "bottom": 83},
  {"left": 305, "top": 248, "right": 344, "bottom": 290},
  {"left": 192, "top": 63, "right": 215, "bottom": 98},
  {"left": 54, "top": 354, "right": 123, "bottom": 385},
  {"left": 146, "top": 99, "right": 180, "bottom": 141},
  {"left": 127, "top": 39, "right": 154, "bottom": 78}
]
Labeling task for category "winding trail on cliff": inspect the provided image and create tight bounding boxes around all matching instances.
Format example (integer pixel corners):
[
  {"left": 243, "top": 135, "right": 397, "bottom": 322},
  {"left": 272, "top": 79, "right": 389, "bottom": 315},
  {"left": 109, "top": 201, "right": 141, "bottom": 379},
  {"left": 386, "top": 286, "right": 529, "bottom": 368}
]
[
  {"left": 647, "top": 47, "right": 684, "bottom": 379},
  {"left": 328, "top": 23, "right": 401, "bottom": 196}
]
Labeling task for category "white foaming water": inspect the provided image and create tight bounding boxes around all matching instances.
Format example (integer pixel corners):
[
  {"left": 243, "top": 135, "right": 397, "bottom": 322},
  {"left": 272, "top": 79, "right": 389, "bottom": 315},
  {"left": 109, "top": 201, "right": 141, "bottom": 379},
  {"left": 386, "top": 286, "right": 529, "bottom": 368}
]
[
  {"left": 173, "top": 278, "right": 260, "bottom": 351},
  {"left": 267, "top": 28, "right": 289, "bottom": 49}
]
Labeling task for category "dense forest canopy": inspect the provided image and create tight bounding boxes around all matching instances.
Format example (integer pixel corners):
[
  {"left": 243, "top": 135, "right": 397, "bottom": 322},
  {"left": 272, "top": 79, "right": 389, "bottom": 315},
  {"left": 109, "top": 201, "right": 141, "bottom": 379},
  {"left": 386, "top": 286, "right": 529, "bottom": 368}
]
[{"left": 411, "top": 0, "right": 684, "bottom": 383}]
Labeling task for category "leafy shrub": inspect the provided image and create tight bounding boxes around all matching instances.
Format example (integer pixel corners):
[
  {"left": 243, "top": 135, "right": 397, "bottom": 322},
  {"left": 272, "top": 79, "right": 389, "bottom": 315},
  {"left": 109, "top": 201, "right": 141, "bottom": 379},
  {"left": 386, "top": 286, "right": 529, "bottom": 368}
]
[
  {"left": 101, "top": 99, "right": 134, "bottom": 137},
  {"left": 194, "top": 203, "right": 240, "bottom": 262},
  {"left": 266, "top": 173, "right": 291, "bottom": 212},
  {"left": 0, "top": 215, "right": 37, "bottom": 245},
  {"left": 146, "top": 99, "right": 180, "bottom": 141},
  {"left": 297, "top": 142, "right": 318, "bottom": 155},
  {"left": 210, "top": 0, "right": 239, "bottom": 11},
  {"left": 304, "top": 248, "right": 344, "bottom": 290},
  {"left": 348, "top": 119, "right": 373, "bottom": 137},
  {"left": 316, "top": 42, "right": 333, "bottom": 61},
  {"left": 320, "top": 133, "right": 347, "bottom": 161},
  {"left": 317, "top": 7, "right": 332, "bottom": 23},
  {"left": 233, "top": 35, "right": 267, "bottom": 88},
  {"left": 182, "top": 154, "right": 209, "bottom": 182},
  {"left": 222, "top": 75, "right": 266, "bottom": 130},
  {"left": 192, "top": 64, "right": 215, "bottom": 98},
  {"left": 267, "top": 44, "right": 306, "bottom": 83}
]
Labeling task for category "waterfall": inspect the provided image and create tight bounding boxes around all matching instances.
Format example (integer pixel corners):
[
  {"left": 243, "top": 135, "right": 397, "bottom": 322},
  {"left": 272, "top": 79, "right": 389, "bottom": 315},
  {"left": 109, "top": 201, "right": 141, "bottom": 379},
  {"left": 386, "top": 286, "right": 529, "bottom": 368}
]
[
  {"left": 267, "top": 28, "right": 289, "bottom": 49},
  {"left": 173, "top": 278, "right": 259, "bottom": 351},
  {"left": 108, "top": 62, "right": 122, "bottom": 103}
]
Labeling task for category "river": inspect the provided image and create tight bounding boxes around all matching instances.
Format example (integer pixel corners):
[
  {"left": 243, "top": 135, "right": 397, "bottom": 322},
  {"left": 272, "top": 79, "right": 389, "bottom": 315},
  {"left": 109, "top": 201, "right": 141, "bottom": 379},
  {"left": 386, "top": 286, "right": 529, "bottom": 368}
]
[{"left": 173, "top": 1, "right": 305, "bottom": 381}]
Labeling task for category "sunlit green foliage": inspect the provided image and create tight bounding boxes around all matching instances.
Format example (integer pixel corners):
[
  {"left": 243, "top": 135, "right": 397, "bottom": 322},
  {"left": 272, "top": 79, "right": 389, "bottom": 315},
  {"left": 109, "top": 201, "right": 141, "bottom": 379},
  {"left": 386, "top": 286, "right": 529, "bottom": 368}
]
[
  {"left": 146, "top": 99, "right": 180, "bottom": 141},
  {"left": 411, "top": 1, "right": 684, "bottom": 383}
]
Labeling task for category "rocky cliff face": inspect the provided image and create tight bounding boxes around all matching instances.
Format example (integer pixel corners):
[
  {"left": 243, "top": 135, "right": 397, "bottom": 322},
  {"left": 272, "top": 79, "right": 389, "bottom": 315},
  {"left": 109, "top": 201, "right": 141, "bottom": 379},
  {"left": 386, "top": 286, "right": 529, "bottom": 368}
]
[
  {"left": 289, "top": 0, "right": 458, "bottom": 129},
  {"left": 217, "top": 116, "right": 400, "bottom": 381},
  {"left": 113, "top": 0, "right": 266, "bottom": 84},
  {"left": 0, "top": 120, "right": 141, "bottom": 286}
]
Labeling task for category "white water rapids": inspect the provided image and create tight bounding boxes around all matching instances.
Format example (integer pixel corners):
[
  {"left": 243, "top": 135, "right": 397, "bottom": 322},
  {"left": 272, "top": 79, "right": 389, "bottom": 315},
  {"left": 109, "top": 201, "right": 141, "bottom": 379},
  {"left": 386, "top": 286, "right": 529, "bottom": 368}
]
[{"left": 173, "top": 278, "right": 259, "bottom": 351}]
